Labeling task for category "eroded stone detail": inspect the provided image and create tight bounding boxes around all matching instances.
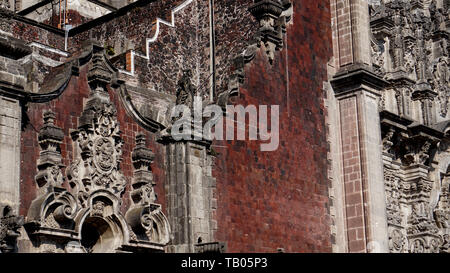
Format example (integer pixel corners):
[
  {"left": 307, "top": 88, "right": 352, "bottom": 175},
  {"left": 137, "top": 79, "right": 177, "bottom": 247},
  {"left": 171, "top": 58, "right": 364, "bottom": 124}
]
[
  {"left": 0, "top": 205, "right": 23, "bottom": 253},
  {"left": 381, "top": 121, "right": 449, "bottom": 253},
  {"left": 24, "top": 44, "right": 171, "bottom": 253},
  {"left": 218, "top": 0, "right": 293, "bottom": 107},
  {"left": 370, "top": 0, "right": 449, "bottom": 121},
  {"left": 125, "top": 133, "right": 170, "bottom": 245}
]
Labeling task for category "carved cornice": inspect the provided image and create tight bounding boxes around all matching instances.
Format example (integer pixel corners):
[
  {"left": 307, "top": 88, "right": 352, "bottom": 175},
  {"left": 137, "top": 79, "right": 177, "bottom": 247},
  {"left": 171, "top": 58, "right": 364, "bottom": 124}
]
[
  {"left": 331, "top": 64, "right": 389, "bottom": 95},
  {"left": 195, "top": 241, "right": 227, "bottom": 253}
]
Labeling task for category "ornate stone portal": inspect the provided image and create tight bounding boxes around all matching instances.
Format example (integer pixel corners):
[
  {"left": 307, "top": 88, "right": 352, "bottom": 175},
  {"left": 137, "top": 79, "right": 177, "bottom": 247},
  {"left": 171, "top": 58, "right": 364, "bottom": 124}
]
[
  {"left": 24, "top": 44, "right": 170, "bottom": 253},
  {"left": 371, "top": 0, "right": 450, "bottom": 253}
]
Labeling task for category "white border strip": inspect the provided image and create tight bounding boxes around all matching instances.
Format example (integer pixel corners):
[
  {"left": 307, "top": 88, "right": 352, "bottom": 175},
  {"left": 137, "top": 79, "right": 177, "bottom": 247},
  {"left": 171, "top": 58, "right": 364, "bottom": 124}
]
[
  {"left": 28, "top": 42, "right": 71, "bottom": 57},
  {"left": 118, "top": 0, "right": 194, "bottom": 76}
]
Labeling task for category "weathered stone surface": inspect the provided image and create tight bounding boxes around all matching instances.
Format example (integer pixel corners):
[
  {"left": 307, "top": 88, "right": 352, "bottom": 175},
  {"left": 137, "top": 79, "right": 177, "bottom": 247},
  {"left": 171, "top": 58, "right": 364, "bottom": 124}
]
[
  {"left": 327, "top": 0, "right": 449, "bottom": 253},
  {"left": 1, "top": 0, "right": 446, "bottom": 254}
]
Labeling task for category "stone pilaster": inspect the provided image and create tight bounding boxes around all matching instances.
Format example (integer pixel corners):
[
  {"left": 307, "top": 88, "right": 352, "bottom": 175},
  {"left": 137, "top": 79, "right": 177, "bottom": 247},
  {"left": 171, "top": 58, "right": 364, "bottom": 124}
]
[
  {"left": 331, "top": 68, "right": 390, "bottom": 252},
  {"left": 0, "top": 97, "right": 21, "bottom": 212},
  {"left": 329, "top": 0, "right": 391, "bottom": 253},
  {"left": 164, "top": 139, "right": 216, "bottom": 253},
  {"left": 331, "top": 0, "right": 373, "bottom": 68}
]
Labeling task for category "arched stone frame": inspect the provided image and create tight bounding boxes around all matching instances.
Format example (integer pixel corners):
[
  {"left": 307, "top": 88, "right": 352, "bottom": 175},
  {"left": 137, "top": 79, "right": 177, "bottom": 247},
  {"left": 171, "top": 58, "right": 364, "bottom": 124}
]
[{"left": 73, "top": 190, "right": 130, "bottom": 253}]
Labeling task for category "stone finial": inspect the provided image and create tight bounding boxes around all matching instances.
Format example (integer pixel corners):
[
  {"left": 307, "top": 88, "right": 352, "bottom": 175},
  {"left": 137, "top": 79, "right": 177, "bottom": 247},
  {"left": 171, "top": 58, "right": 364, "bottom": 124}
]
[
  {"left": 87, "top": 43, "right": 113, "bottom": 93},
  {"left": 131, "top": 133, "right": 156, "bottom": 206},
  {"left": 38, "top": 110, "right": 64, "bottom": 148},
  {"left": 35, "top": 110, "right": 65, "bottom": 189},
  {"left": 126, "top": 133, "right": 171, "bottom": 245}
]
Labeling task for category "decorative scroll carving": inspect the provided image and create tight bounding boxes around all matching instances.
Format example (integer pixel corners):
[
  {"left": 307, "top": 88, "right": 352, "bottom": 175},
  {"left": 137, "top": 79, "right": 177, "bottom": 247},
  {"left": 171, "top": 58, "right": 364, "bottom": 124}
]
[
  {"left": 125, "top": 134, "right": 170, "bottom": 245},
  {"left": 24, "top": 43, "right": 171, "bottom": 253},
  {"left": 370, "top": 0, "right": 449, "bottom": 119},
  {"left": 26, "top": 111, "right": 78, "bottom": 232},
  {"left": 0, "top": 205, "right": 23, "bottom": 253}
]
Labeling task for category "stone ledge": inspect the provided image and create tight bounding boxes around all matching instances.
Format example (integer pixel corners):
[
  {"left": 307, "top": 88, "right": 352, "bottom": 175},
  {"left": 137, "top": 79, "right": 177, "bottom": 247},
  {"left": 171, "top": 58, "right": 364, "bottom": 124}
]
[{"left": 331, "top": 64, "right": 389, "bottom": 96}]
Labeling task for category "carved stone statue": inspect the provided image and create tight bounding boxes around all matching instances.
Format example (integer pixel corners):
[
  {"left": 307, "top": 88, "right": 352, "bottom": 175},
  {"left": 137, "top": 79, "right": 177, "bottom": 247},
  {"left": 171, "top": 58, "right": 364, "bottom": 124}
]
[
  {"left": 392, "top": 10, "right": 405, "bottom": 69},
  {"left": 383, "top": 129, "right": 395, "bottom": 153},
  {"left": 176, "top": 69, "right": 195, "bottom": 108}
]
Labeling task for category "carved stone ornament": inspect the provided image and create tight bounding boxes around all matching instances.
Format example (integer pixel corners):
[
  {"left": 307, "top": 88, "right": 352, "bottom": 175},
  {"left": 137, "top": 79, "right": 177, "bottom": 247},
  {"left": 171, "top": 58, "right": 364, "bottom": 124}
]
[
  {"left": 0, "top": 205, "right": 24, "bottom": 253},
  {"left": 125, "top": 134, "right": 171, "bottom": 246},
  {"left": 67, "top": 86, "right": 127, "bottom": 207},
  {"left": 388, "top": 228, "right": 407, "bottom": 253},
  {"left": 380, "top": 117, "right": 449, "bottom": 253},
  {"left": 24, "top": 43, "right": 171, "bottom": 253},
  {"left": 249, "top": 0, "right": 292, "bottom": 64},
  {"left": 370, "top": 0, "right": 450, "bottom": 120},
  {"left": 0, "top": 0, "right": 10, "bottom": 10}
]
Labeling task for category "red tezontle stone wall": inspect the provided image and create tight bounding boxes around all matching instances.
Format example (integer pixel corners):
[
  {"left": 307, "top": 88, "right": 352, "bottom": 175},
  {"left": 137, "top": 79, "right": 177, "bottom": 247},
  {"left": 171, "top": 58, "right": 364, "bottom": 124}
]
[
  {"left": 212, "top": 0, "right": 334, "bottom": 252},
  {"left": 16, "top": 0, "right": 334, "bottom": 253}
]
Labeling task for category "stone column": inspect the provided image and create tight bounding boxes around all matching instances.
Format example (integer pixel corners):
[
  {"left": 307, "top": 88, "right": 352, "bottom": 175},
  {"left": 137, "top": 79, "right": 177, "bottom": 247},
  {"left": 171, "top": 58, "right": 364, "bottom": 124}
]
[
  {"left": 165, "top": 139, "right": 216, "bottom": 253},
  {"left": 331, "top": 0, "right": 373, "bottom": 68},
  {"left": 330, "top": 0, "right": 390, "bottom": 252},
  {"left": 0, "top": 96, "right": 22, "bottom": 213}
]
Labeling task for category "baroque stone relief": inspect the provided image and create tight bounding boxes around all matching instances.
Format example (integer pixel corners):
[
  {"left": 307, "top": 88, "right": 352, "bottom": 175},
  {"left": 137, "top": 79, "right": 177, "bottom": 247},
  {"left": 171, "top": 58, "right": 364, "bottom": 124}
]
[
  {"left": 125, "top": 133, "right": 170, "bottom": 245},
  {"left": 370, "top": 0, "right": 449, "bottom": 121},
  {"left": 24, "top": 44, "right": 171, "bottom": 253},
  {"left": 373, "top": 0, "right": 449, "bottom": 253},
  {"left": 381, "top": 120, "right": 449, "bottom": 253}
]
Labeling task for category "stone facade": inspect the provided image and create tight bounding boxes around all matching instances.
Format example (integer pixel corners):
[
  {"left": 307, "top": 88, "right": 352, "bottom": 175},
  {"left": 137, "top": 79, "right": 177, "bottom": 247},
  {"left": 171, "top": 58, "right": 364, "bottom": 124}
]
[
  {"left": 0, "top": 0, "right": 448, "bottom": 253},
  {"left": 327, "top": 0, "right": 450, "bottom": 253}
]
